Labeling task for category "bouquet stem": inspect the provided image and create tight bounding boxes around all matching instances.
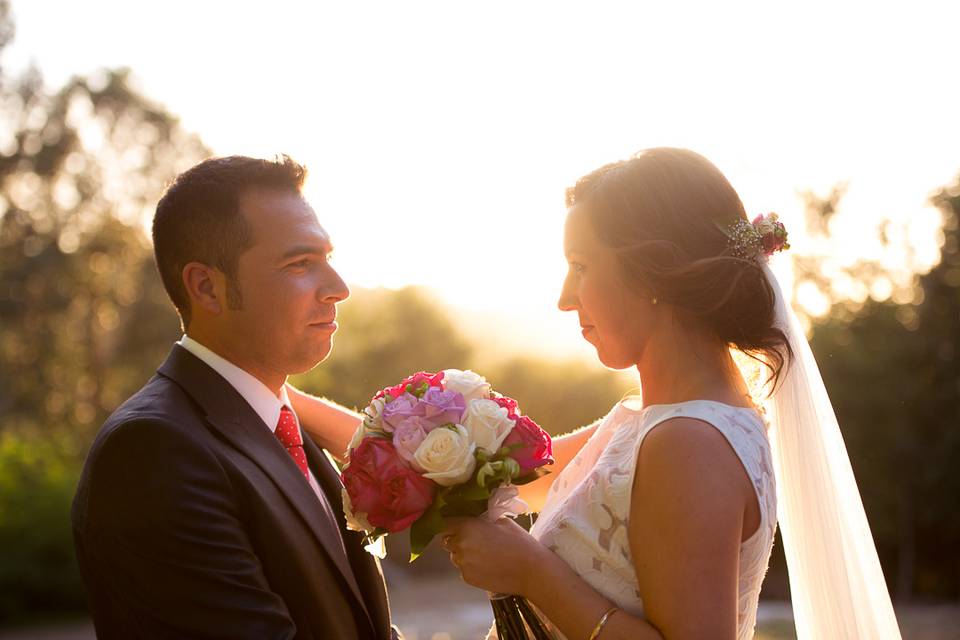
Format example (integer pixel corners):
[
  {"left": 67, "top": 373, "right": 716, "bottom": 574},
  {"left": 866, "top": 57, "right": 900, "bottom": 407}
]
[{"left": 489, "top": 593, "right": 556, "bottom": 640}]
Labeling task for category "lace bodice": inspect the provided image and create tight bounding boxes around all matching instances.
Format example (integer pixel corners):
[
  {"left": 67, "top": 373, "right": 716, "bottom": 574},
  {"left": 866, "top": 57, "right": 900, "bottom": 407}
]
[{"left": 529, "top": 399, "right": 777, "bottom": 639}]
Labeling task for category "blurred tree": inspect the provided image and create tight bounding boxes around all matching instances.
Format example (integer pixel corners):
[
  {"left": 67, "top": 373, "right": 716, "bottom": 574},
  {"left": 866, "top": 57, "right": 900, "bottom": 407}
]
[
  {"left": 792, "top": 183, "right": 925, "bottom": 324},
  {"left": 291, "top": 286, "right": 475, "bottom": 409},
  {"left": 484, "top": 356, "right": 633, "bottom": 436},
  {"left": 807, "top": 177, "right": 960, "bottom": 600},
  {"left": 0, "top": 49, "right": 208, "bottom": 446},
  {"left": 290, "top": 285, "right": 633, "bottom": 437},
  {"left": 0, "top": 0, "right": 210, "bottom": 620}
]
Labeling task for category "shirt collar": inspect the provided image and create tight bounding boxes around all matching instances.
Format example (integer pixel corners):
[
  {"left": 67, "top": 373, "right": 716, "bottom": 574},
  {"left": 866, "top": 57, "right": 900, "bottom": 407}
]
[{"left": 178, "top": 335, "right": 296, "bottom": 433}]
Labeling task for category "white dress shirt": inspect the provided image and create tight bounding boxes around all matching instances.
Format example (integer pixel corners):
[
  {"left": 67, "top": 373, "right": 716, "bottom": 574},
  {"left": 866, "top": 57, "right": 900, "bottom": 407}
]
[{"left": 178, "top": 334, "right": 328, "bottom": 503}]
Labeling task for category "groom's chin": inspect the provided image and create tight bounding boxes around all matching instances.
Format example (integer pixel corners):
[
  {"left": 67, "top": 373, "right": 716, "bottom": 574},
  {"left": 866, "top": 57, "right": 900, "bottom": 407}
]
[{"left": 289, "top": 340, "right": 334, "bottom": 375}]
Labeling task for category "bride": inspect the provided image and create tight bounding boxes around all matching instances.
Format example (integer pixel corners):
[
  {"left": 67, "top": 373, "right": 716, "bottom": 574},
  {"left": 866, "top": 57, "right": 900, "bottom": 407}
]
[
  {"left": 434, "top": 148, "right": 902, "bottom": 639},
  {"left": 293, "top": 147, "right": 901, "bottom": 639}
]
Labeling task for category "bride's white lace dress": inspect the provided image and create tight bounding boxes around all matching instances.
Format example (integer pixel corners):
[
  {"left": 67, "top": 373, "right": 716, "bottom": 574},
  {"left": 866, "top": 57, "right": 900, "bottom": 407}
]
[{"left": 529, "top": 399, "right": 778, "bottom": 640}]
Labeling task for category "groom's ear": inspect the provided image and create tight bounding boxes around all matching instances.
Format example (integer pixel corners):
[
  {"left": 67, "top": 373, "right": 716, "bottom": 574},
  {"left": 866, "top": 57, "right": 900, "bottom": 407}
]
[{"left": 182, "top": 262, "right": 225, "bottom": 317}]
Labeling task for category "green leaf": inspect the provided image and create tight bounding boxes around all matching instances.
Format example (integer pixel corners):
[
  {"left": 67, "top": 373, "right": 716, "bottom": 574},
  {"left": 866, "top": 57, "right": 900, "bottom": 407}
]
[
  {"left": 409, "top": 381, "right": 430, "bottom": 398},
  {"left": 476, "top": 461, "right": 496, "bottom": 488},
  {"left": 433, "top": 481, "right": 491, "bottom": 518},
  {"left": 443, "top": 499, "right": 488, "bottom": 518},
  {"left": 409, "top": 493, "right": 447, "bottom": 562},
  {"left": 512, "top": 467, "right": 551, "bottom": 486},
  {"left": 450, "top": 481, "right": 491, "bottom": 502}
]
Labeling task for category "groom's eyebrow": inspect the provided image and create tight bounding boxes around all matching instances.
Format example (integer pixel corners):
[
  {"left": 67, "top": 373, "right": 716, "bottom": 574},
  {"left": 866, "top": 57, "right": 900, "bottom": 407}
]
[{"left": 280, "top": 243, "right": 333, "bottom": 260}]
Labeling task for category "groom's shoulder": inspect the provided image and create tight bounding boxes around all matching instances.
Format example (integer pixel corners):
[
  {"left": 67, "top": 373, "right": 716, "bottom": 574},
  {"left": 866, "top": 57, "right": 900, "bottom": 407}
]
[
  {"left": 73, "top": 375, "right": 227, "bottom": 533},
  {"left": 87, "top": 373, "right": 207, "bottom": 461},
  {"left": 107, "top": 371, "right": 197, "bottom": 426}
]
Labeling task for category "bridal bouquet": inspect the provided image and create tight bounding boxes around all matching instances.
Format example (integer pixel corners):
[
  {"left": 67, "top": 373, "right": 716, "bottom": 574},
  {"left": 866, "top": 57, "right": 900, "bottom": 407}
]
[{"left": 341, "top": 369, "right": 556, "bottom": 639}]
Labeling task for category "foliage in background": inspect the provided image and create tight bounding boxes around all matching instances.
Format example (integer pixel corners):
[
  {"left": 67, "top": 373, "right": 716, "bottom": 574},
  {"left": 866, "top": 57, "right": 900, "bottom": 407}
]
[
  {"left": 804, "top": 178, "right": 960, "bottom": 600},
  {"left": 290, "top": 286, "right": 632, "bottom": 437},
  {"left": 0, "top": 0, "right": 958, "bottom": 625},
  {"left": 0, "top": 435, "right": 82, "bottom": 620},
  {"left": 290, "top": 287, "right": 475, "bottom": 410},
  {"left": 0, "top": 0, "right": 206, "bottom": 621}
]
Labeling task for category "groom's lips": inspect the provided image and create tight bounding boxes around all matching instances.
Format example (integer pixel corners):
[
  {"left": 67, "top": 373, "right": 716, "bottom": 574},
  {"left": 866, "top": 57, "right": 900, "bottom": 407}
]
[{"left": 309, "top": 319, "right": 338, "bottom": 332}]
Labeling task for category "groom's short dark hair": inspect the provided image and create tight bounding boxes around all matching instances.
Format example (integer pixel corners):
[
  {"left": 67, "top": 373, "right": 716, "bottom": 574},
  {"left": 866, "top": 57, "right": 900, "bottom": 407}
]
[{"left": 152, "top": 155, "right": 307, "bottom": 329}]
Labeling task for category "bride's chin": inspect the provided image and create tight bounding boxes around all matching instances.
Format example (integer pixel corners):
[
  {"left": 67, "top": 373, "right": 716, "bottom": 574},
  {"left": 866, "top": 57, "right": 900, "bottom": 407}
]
[
  {"left": 593, "top": 342, "right": 642, "bottom": 371},
  {"left": 594, "top": 349, "right": 630, "bottom": 371}
]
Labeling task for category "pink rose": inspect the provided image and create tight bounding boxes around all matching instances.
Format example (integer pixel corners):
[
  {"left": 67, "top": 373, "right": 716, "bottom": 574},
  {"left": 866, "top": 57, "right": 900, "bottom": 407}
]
[
  {"left": 503, "top": 415, "right": 554, "bottom": 474},
  {"left": 492, "top": 395, "right": 519, "bottom": 419},
  {"left": 377, "top": 371, "right": 445, "bottom": 401},
  {"left": 381, "top": 392, "right": 425, "bottom": 432},
  {"left": 420, "top": 386, "right": 466, "bottom": 426},
  {"left": 762, "top": 233, "right": 779, "bottom": 253},
  {"left": 392, "top": 416, "right": 432, "bottom": 469},
  {"left": 342, "top": 438, "right": 436, "bottom": 533}
]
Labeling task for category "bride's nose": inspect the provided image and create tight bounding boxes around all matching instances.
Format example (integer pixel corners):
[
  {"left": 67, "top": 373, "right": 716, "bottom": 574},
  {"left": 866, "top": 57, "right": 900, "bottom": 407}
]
[{"left": 557, "top": 274, "right": 578, "bottom": 312}]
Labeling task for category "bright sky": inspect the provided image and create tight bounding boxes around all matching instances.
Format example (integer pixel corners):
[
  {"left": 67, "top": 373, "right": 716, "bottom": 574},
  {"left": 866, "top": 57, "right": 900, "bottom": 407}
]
[{"left": 7, "top": 0, "right": 958, "bottom": 358}]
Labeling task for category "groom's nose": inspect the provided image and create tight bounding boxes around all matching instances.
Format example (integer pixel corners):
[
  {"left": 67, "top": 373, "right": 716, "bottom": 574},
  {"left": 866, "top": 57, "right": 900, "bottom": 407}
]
[{"left": 318, "top": 265, "right": 350, "bottom": 304}]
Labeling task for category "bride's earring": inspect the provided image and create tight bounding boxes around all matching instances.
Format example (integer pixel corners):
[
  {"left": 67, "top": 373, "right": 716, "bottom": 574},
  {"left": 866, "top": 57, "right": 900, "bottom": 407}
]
[{"left": 651, "top": 297, "right": 658, "bottom": 305}]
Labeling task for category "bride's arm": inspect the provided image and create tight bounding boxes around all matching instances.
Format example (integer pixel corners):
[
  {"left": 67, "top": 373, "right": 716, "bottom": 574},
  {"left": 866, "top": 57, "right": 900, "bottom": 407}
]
[
  {"left": 286, "top": 384, "right": 361, "bottom": 461},
  {"left": 288, "top": 385, "right": 602, "bottom": 478},
  {"left": 444, "top": 417, "right": 749, "bottom": 639},
  {"left": 517, "top": 418, "right": 601, "bottom": 512}
]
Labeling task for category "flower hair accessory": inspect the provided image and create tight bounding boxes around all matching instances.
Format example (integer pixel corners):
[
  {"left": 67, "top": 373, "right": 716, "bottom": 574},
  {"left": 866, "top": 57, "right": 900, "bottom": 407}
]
[{"left": 726, "top": 213, "right": 790, "bottom": 261}]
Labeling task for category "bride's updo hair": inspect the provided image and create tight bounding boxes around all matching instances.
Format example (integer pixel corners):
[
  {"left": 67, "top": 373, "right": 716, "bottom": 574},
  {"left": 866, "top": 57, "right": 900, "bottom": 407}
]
[{"left": 566, "top": 147, "right": 792, "bottom": 387}]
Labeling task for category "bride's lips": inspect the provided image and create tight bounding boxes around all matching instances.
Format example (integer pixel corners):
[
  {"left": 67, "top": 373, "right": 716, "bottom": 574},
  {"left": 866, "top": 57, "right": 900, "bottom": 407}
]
[{"left": 580, "top": 325, "right": 594, "bottom": 338}]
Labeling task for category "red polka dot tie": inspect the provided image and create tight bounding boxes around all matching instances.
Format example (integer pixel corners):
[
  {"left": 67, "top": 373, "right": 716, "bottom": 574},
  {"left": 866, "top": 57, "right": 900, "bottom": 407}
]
[{"left": 275, "top": 406, "right": 310, "bottom": 480}]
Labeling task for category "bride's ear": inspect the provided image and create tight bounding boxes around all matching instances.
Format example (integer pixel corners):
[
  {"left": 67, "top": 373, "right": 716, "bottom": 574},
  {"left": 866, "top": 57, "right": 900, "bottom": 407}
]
[{"left": 182, "top": 262, "right": 225, "bottom": 316}]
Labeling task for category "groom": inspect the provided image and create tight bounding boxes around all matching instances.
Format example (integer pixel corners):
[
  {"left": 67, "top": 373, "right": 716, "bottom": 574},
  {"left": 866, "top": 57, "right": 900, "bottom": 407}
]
[{"left": 71, "top": 155, "right": 396, "bottom": 639}]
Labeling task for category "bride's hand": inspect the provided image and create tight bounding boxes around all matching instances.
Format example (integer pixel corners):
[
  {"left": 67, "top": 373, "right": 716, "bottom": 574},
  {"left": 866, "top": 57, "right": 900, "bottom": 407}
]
[{"left": 441, "top": 517, "right": 553, "bottom": 597}]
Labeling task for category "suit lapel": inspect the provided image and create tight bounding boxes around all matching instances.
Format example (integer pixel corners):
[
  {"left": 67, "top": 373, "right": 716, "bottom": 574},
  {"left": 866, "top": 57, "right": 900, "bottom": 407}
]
[
  {"left": 302, "top": 437, "right": 391, "bottom": 636},
  {"left": 156, "top": 345, "right": 371, "bottom": 624}
]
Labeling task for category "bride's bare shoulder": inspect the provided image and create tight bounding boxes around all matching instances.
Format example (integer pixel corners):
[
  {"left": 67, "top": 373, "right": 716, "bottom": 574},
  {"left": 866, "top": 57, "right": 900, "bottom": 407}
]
[{"left": 633, "top": 416, "right": 754, "bottom": 518}]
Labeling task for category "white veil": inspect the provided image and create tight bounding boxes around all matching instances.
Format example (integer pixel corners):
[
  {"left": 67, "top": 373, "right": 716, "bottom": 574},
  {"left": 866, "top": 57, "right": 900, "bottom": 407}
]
[{"left": 760, "top": 264, "right": 902, "bottom": 639}]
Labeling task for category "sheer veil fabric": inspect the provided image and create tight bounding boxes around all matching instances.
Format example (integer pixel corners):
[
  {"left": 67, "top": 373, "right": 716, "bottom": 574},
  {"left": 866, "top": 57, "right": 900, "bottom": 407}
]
[{"left": 760, "top": 265, "right": 902, "bottom": 639}]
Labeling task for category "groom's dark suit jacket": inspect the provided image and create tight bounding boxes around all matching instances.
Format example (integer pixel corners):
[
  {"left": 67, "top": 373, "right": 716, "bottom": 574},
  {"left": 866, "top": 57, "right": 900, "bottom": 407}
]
[{"left": 72, "top": 345, "right": 394, "bottom": 639}]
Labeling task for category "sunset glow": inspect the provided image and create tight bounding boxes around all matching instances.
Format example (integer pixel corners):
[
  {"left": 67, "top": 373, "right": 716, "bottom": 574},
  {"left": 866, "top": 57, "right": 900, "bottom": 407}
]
[{"left": 9, "top": 0, "right": 958, "bottom": 357}]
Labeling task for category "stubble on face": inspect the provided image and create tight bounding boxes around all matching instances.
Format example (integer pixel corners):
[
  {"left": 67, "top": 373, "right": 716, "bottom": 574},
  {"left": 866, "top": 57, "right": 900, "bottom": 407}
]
[{"left": 220, "top": 188, "right": 347, "bottom": 389}]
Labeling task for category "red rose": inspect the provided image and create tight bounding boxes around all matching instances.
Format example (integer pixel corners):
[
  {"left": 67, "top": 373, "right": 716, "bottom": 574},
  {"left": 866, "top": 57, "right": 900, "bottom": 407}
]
[
  {"left": 503, "top": 415, "right": 554, "bottom": 474},
  {"left": 342, "top": 438, "right": 436, "bottom": 533},
  {"left": 492, "top": 395, "right": 519, "bottom": 419}
]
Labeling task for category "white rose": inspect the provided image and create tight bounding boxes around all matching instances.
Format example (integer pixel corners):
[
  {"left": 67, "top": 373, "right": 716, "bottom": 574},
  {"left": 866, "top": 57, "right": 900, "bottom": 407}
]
[
  {"left": 442, "top": 369, "right": 492, "bottom": 403},
  {"left": 341, "top": 487, "right": 374, "bottom": 533},
  {"left": 363, "top": 397, "right": 386, "bottom": 430},
  {"left": 413, "top": 424, "right": 477, "bottom": 486},
  {"left": 346, "top": 423, "right": 367, "bottom": 455},
  {"left": 347, "top": 398, "right": 386, "bottom": 454},
  {"left": 461, "top": 399, "right": 515, "bottom": 453}
]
